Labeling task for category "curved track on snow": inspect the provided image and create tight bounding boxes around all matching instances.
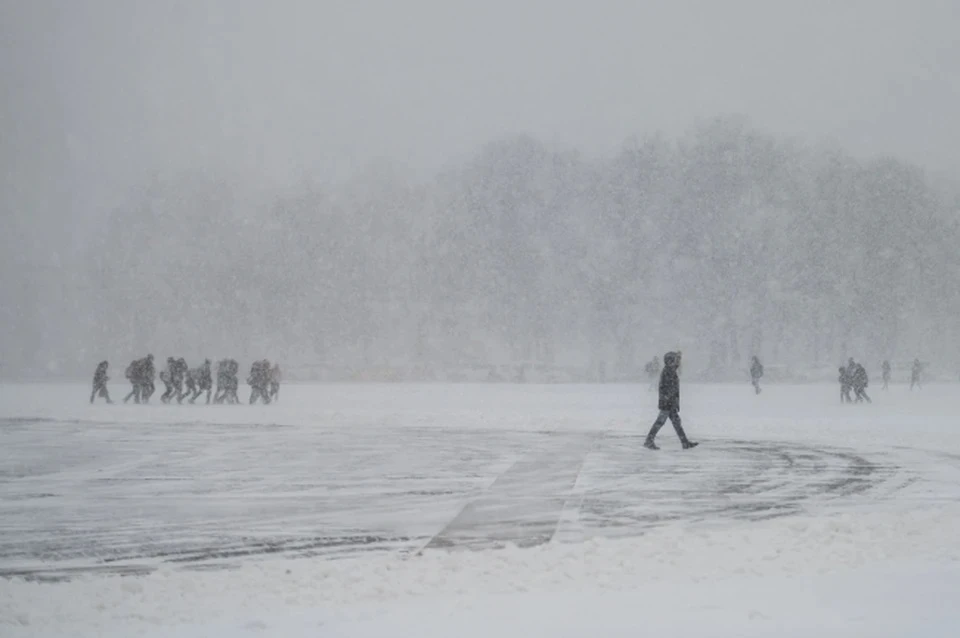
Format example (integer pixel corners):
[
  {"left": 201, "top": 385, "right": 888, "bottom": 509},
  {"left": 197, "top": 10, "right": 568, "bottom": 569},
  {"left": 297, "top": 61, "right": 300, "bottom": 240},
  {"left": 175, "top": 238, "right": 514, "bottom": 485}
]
[{"left": 0, "top": 417, "right": 946, "bottom": 581}]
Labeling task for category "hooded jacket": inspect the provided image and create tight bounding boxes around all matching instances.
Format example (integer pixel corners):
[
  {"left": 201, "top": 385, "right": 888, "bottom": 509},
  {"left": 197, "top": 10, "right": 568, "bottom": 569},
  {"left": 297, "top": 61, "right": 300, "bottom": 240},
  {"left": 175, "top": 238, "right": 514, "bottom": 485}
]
[{"left": 658, "top": 352, "right": 681, "bottom": 412}]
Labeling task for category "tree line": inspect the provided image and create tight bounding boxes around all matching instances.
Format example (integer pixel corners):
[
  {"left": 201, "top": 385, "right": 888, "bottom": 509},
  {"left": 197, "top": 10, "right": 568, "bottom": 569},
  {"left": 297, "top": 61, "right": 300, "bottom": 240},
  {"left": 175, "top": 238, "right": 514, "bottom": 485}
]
[{"left": 42, "top": 116, "right": 960, "bottom": 380}]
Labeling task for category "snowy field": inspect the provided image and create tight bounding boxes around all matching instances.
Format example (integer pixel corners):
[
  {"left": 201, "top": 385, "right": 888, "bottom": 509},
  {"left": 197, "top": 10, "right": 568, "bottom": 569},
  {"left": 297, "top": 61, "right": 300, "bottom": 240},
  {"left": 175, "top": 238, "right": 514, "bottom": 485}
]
[{"left": 3, "top": 381, "right": 960, "bottom": 637}]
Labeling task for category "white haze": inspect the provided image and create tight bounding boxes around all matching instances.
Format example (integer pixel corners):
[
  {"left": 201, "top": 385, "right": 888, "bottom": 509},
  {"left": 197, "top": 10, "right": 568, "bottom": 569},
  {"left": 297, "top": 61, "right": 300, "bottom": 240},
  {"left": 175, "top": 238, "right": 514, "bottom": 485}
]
[{"left": 2, "top": 0, "right": 960, "bottom": 380}]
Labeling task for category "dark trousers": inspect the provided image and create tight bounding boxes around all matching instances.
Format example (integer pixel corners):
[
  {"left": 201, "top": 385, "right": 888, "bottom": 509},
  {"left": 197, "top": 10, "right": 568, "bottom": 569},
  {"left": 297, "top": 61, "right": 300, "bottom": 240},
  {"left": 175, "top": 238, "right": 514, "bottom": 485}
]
[
  {"left": 191, "top": 385, "right": 211, "bottom": 404},
  {"left": 646, "top": 409, "right": 688, "bottom": 443},
  {"left": 217, "top": 382, "right": 239, "bottom": 404},
  {"left": 90, "top": 383, "right": 111, "bottom": 403},
  {"left": 124, "top": 383, "right": 141, "bottom": 404},
  {"left": 249, "top": 385, "right": 271, "bottom": 404},
  {"left": 161, "top": 381, "right": 175, "bottom": 403},
  {"left": 141, "top": 380, "right": 155, "bottom": 403}
]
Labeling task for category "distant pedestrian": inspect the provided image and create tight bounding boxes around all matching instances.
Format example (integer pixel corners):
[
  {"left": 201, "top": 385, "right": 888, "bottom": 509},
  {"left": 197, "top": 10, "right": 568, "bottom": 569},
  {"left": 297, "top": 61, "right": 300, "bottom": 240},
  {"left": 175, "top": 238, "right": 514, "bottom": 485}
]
[
  {"left": 644, "top": 356, "right": 661, "bottom": 392},
  {"left": 189, "top": 359, "right": 213, "bottom": 404},
  {"left": 839, "top": 366, "right": 853, "bottom": 403},
  {"left": 160, "top": 357, "right": 176, "bottom": 403},
  {"left": 852, "top": 361, "right": 871, "bottom": 403},
  {"left": 173, "top": 357, "right": 188, "bottom": 403},
  {"left": 269, "top": 363, "right": 281, "bottom": 402},
  {"left": 750, "top": 356, "right": 764, "bottom": 394},
  {"left": 910, "top": 358, "right": 923, "bottom": 391},
  {"left": 140, "top": 354, "right": 156, "bottom": 403},
  {"left": 90, "top": 361, "right": 112, "bottom": 404},
  {"left": 123, "top": 357, "right": 142, "bottom": 404},
  {"left": 247, "top": 359, "right": 272, "bottom": 404}
]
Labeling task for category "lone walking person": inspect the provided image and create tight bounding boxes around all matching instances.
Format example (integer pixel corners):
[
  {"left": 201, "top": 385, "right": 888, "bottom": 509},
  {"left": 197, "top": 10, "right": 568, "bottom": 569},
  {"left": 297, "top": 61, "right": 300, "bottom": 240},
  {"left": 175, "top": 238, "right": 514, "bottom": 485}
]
[
  {"left": 750, "top": 356, "right": 764, "bottom": 395},
  {"left": 644, "top": 351, "right": 698, "bottom": 450},
  {"left": 90, "top": 361, "right": 112, "bottom": 404},
  {"left": 910, "top": 358, "right": 923, "bottom": 391}
]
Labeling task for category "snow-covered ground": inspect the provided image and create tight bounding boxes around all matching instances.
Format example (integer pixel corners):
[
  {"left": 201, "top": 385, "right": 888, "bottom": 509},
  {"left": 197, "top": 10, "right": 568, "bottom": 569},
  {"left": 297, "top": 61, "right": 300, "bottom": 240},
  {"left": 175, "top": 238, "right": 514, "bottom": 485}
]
[{"left": 3, "top": 381, "right": 960, "bottom": 636}]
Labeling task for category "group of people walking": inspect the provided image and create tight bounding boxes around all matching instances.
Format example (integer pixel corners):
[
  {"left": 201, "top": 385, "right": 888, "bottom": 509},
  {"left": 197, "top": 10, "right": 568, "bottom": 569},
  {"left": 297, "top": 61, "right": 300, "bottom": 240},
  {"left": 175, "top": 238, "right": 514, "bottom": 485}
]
[
  {"left": 842, "top": 357, "right": 926, "bottom": 402},
  {"left": 839, "top": 358, "right": 871, "bottom": 403},
  {"left": 747, "top": 354, "right": 925, "bottom": 404},
  {"left": 89, "top": 356, "right": 281, "bottom": 405}
]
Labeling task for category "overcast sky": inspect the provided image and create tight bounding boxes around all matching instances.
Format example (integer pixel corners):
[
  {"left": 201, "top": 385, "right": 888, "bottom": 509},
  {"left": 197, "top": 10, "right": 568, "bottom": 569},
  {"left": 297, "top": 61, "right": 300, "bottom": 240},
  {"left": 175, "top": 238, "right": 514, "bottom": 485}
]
[{"left": 3, "top": 0, "right": 959, "bottom": 244}]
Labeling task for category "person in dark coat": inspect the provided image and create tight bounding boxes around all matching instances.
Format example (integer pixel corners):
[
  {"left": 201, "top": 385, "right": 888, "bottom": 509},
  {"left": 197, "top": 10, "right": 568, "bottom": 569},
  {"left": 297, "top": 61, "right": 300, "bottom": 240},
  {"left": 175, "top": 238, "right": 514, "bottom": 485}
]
[
  {"left": 160, "top": 357, "right": 176, "bottom": 403},
  {"left": 140, "top": 354, "right": 156, "bottom": 403},
  {"left": 247, "top": 359, "right": 272, "bottom": 404},
  {"left": 90, "top": 361, "right": 112, "bottom": 404},
  {"left": 183, "top": 362, "right": 199, "bottom": 400},
  {"left": 123, "top": 357, "right": 143, "bottom": 404},
  {"left": 843, "top": 358, "right": 861, "bottom": 403},
  {"left": 839, "top": 366, "right": 852, "bottom": 403},
  {"left": 881, "top": 360, "right": 891, "bottom": 390},
  {"left": 230, "top": 359, "right": 241, "bottom": 403},
  {"left": 644, "top": 351, "right": 698, "bottom": 450},
  {"left": 214, "top": 359, "right": 226, "bottom": 404},
  {"left": 173, "top": 357, "right": 189, "bottom": 403},
  {"left": 750, "top": 356, "right": 764, "bottom": 394},
  {"left": 215, "top": 358, "right": 241, "bottom": 404},
  {"left": 220, "top": 359, "right": 240, "bottom": 404},
  {"left": 189, "top": 359, "right": 213, "bottom": 404},
  {"left": 852, "top": 361, "right": 871, "bottom": 403}
]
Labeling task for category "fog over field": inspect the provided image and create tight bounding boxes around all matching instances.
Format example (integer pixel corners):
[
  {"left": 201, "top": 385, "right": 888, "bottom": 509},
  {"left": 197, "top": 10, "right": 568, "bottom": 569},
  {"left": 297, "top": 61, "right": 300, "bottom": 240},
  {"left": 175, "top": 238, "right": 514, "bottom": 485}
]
[{"left": 3, "top": 1, "right": 959, "bottom": 380}]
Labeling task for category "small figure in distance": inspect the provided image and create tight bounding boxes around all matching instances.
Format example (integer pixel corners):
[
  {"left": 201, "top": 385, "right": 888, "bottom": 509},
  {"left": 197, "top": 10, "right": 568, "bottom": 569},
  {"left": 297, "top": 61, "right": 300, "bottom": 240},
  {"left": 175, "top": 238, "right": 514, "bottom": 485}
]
[
  {"left": 910, "top": 358, "right": 923, "bottom": 391},
  {"left": 90, "top": 360, "right": 112, "bottom": 404},
  {"left": 644, "top": 356, "right": 661, "bottom": 392},
  {"left": 750, "top": 356, "right": 764, "bottom": 395}
]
